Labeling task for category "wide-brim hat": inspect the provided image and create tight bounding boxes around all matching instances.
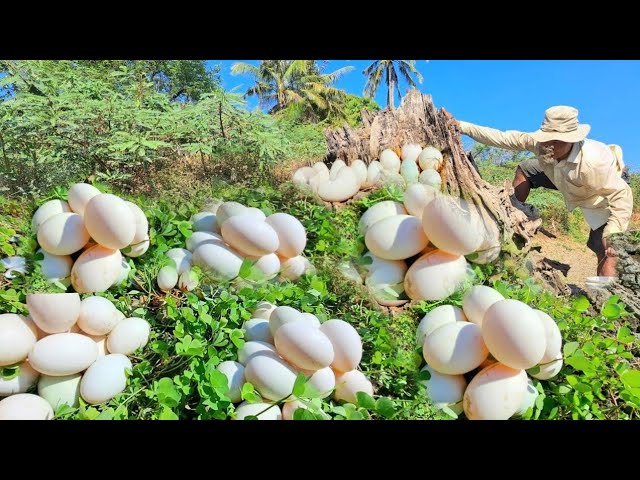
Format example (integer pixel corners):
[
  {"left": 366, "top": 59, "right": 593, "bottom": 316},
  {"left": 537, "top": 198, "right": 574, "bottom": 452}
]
[{"left": 529, "top": 105, "right": 591, "bottom": 143}]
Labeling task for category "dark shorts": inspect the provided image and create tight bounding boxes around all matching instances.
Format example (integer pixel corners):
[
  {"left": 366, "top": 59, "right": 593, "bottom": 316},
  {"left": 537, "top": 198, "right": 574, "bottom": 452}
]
[{"left": 518, "top": 158, "right": 606, "bottom": 258}]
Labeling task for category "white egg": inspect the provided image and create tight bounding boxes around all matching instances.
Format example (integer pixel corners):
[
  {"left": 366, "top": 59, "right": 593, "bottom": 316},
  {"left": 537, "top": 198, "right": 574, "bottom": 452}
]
[
  {"left": 216, "top": 361, "right": 245, "bottom": 403},
  {"left": 123, "top": 235, "right": 150, "bottom": 258},
  {"left": 462, "top": 285, "right": 505, "bottom": 326},
  {"left": 380, "top": 148, "right": 401, "bottom": 172},
  {"left": 365, "top": 214, "right": 428, "bottom": 260},
  {"left": 185, "top": 231, "right": 225, "bottom": 252},
  {"left": 244, "top": 207, "right": 267, "bottom": 221},
  {"left": 482, "top": 299, "right": 546, "bottom": 370},
  {"left": 26, "top": 293, "right": 81, "bottom": 334},
  {"left": 165, "top": 248, "right": 193, "bottom": 274},
  {"left": 365, "top": 161, "right": 383, "bottom": 188},
  {"left": 192, "top": 242, "right": 243, "bottom": 282},
  {"left": 244, "top": 353, "right": 298, "bottom": 401},
  {"left": 77, "top": 296, "right": 125, "bottom": 336},
  {"left": 419, "top": 169, "right": 442, "bottom": 188},
  {"left": 317, "top": 167, "right": 360, "bottom": 202},
  {"left": 238, "top": 341, "right": 278, "bottom": 366},
  {"left": 512, "top": 377, "right": 539, "bottom": 417},
  {"left": 418, "top": 146, "right": 443, "bottom": 171},
  {"left": 0, "top": 313, "right": 38, "bottom": 366},
  {"left": 362, "top": 252, "right": 408, "bottom": 286},
  {"left": 84, "top": 194, "right": 136, "bottom": 250},
  {"left": 252, "top": 301, "right": 277, "bottom": 321},
  {"left": 157, "top": 265, "right": 179, "bottom": 291},
  {"left": 216, "top": 201, "right": 248, "bottom": 229},
  {"left": 265, "top": 213, "right": 307, "bottom": 259},
  {"left": 234, "top": 401, "right": 282, "bottom": 420},
  {"left": 113, "top": 259, "right": 131, "bottom": 287},
  {"left": 333, "top": 370, "right": 374, "bottom": 405},
  {"left": 419, "top": 364, "right": 466, "bottom": 414},
  {"left": 38, "top": 373, "right": 82, "bottom": 409},
  {"left": 275, "top": 322, "right": 334, "bottom": 371},
  {"left": 221, "top": 216, "right": 280, "bottom": 257},
  {"left": 31, "top": 199, "right": 71, "bottom": 231},
  {"left": 243, "top": 318, "right": 274, "bottom": 344},
  {"left": 71, "top": 245, "right": 123, "bottom": 293},
  {"left": 282, "top": 399, "right": 309, "bottom": 420},
  {"left": 0, "top": 393, "right": 54, "bottom": 420},
  {"left": 301, "top": 313, "right": 321, "bottom": 328},
  {"left": 534, "top": 310, "right": 563, "bottom": 363},
  {"left": 86, "top": 334, "right": 108, "bottom": 357},
  {"left": 106, "top": 317, "right": 150, "bottom": 355},
  {"left": 350, "top": 159, "right": 368, "bottom": 187},
  {"left": 319, "top": 319, "right": 362, "bottom": 373},
  {"left": 400, "top": 158, "right": 420, "bottom": 185},
  {"left": 401, "top": 143, "right": 422, "bottom": 163},
  {"left": 531, "top": 353, "right": 563, "bottom": 380},
  {"left": 278, "top": 255, "right": 308, "bottom": 281},
  {"left": 178, "top": 269, "right": 198, "bottom": 291},
  {"left": 125, "top": 201, "right": 149, "bottom": 244},
  {"left": 0, "top": 361, "right": 40, "bottom": 396},
  {"left": 404, "top": 250, "right": 469, "bottom": 301},
  {"left": 416, "top": 305, "right": 467, "bottom": 348},
  {"left": 36, "top": 249, "right": 73, "bottom": 285},
  {"left": 403, "top": 183, "right": 438, "bottom": 219},
  {"left": 80, "top": 354, "right": 132, "bottom": 405},
  {"left": 191, "top": 211, "right": 220, "bottom": 233},
  {"left": 269, "top": 306, "right": 305, "bottom": 336},
  {"left": 38, "top": 212, "right": 90, "bottom": 255},
  {"left": 463, "top": 363, "right": 528, "bottom": 420},
  {"left": 423, "top": 321, "right": 488, "bottom": 375},
  {"left": 358, "top": 201, "right": 407, "bottom": 236},
  {"left": 29, "top": 333, "right": 98, "bottom": 376},
  {"left": 299, "top": 366, "right": 336, "bottom": 398},
  {"left": 67, "top": 183, "right": 101, "bottom": 216},
  {"left": 251, "top": 253, "right": 281, "bottom": 279}
]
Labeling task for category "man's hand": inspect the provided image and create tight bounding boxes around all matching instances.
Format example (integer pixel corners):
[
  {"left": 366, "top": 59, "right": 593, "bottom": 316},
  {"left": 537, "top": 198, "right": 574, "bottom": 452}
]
[{"left": 603, "top": 236, "right": 618, "bottom": 258}]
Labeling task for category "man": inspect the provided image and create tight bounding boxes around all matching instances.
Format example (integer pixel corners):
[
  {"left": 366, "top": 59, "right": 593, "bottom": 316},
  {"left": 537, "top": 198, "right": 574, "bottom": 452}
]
[{"left": 443, "top": 105, "right": 634, "bottom": 278}]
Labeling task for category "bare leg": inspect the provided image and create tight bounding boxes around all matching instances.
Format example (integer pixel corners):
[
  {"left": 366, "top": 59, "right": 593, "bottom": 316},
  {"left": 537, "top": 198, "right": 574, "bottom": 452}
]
[
  {"left": 513, "top": 166, "right": 531, "bottom": 203},
  {"left": 598, "top": 254, "right": 618, "bottom": 277}
]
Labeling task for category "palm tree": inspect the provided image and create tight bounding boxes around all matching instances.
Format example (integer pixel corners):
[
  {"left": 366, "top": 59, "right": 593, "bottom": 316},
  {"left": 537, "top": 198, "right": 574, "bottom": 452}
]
[
  {"left": 230, "top": 60, "right": 353, "bottom": 120},
  {"left": 363, "top": 60, "right": 424, "bottom": 109}
]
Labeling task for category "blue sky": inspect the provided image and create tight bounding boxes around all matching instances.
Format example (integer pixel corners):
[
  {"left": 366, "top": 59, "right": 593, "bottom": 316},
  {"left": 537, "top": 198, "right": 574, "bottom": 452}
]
[{"left": 208, "top": 60, "right": 640, "bottom": 171}]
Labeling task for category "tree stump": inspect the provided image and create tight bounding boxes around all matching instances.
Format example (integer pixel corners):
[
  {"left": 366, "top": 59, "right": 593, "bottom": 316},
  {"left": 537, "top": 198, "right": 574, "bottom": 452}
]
[{"left": 324, "top": 89, "right": 542, "bottom": 254}]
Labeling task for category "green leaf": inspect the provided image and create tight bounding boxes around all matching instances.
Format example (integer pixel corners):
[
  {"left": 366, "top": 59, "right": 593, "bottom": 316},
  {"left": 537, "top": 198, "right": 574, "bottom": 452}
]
[
  {"left": 574, "top": 296, "right": 590, "bottom": 312},
  {"left": 417, "top": 369, "right": 431, "bottom": 382},
  {"left": 238, "top": 258, "right": 254, "bottom": 279},
  {"left": 1, "top": 365, "right": 20, "bottom": 380},
  {"left": 375, "top": 397, "right": 395, "bottom": 419},
  {"left": 558, "top": 385, "right": 571, "bottom": 394},
  {"left": 620, "top": 370, "right": 640, "bottom": 389},
  {"left": 356, "top": 392, "right": 376, "bottom": 410},
  {"left": 292, "top": 373, "right": 309, "bottom": 398},
  {"left": 602, "top": 303, "right": 622, "bottom": 319},
  {"left": 566, "top": 356, "right": 595, "bottom": 374},
  {"left": 617, "top": 326, "right": 635, "bottom": 344},
  {"left": 159, "top": 407, "right": 179, "bottom": 420},
  {"left": 347, "top": 410, "right": 365, "bottom": 420},
  {"left": 372, "top": 351, "right": 383, "bottom": 365},
  {"left": 441, "top": 406, "right": 458, "bottom": 419},
  {"left": 564, "top": 342, "right": 579, "bottom": 357},
  {"left": 241, "top": 383, "right": 262, "bottom": 403},
  {"left": 156, "top": 378, "right": 181, "bottom": 408},
  {"left": 527, "top": 366, "right": 541, "bottom": 375}
]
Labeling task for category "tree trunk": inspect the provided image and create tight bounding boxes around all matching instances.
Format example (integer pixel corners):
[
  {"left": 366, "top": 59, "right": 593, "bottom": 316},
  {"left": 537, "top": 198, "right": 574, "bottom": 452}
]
[{"left": 323, "top": 89, "right": 542, "bottom": 253}]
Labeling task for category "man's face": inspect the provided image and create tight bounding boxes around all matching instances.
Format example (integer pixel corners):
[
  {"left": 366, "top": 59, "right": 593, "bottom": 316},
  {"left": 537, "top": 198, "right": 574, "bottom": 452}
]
[{"left": 541, "top": 140, "right": 573, "bottom": 161}]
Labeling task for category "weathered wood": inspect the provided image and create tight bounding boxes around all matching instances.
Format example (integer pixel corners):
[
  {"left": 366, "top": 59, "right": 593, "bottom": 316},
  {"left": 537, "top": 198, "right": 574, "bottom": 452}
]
[{"left": 324, "top": 89, "right": 542, "bottom": 252}]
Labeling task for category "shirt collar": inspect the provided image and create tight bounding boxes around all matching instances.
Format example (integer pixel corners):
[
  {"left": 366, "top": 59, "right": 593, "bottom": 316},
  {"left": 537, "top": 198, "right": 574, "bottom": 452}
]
[{"left": 566, "top": 140, "right": 583, "bottom": 164}]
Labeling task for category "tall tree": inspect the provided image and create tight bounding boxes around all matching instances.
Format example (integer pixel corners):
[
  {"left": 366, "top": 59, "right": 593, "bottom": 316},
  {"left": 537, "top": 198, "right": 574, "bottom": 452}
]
[{"left": 363, "top": 60, "right": 424, "bottom": 109}]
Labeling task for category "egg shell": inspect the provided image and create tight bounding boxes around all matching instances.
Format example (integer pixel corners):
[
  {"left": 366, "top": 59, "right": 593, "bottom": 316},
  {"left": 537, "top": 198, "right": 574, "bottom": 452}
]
[
  {"left": 318, "top": 319, "right": 362, "bottom": 373},
  {"left": 512, "top": 377, "right": 539, "bottom": 417},
  {"left": 275, "top": 322, "right": 334, "bottom": 371},
  {"left": 301, "top": 313, "right": 320, "bottom": 328},
  {"left": 404, "top": 250, "right": 469, "bottom": 301},
  {"left": 250, "top": 253, "right": 281, "bottom": 279},
  {"left": 38, "top": 373, "right": 82, "bottom": 409},
  {"left": 216, "top": 361, "right": 245, "bottom": 403},
  {"left": 419, "top": 169, "right": 442, "bottom": 188},
  {"left": 157, "top": 265, "right": 179, "bottom": 291},
  {"left": 265, "top": 213, "right": 307, "bottom": 259},
  {"left": 463, "top": 363, "right": 528, "bottom": 420},
  {"left": 191, "top": 211, "right": 220, "bottom": 233},
  {"left": 234, "top": 401, "right": 282, "bottom": 420},
  {"left": 282, "top": 399, "right": 309, "bottom": 420},
  {"left": 317, "top": 167, "right": 360, "bottom": 202},
  {"left": 423, "top": 321, "right": 488, "bottom": 375},
  {"left": 269, "top": 306, "right": 305, "bottom": 336},
  {"left": 362, "top": 252, "right": 407, "bottom": 286},
  {"left": 221, "top": 215, "right": 279, "bottom": 257},
  {"left": 38, "top": 212, "right": 90, "bottom": 255},
  {"left": 123, "top": 235, "right": 149, "bottom": 258},
  {"left": 166, "top": 248, "right": 193, "bottom": 274},
  {"left": 0, "top": 313, "right": 38, "bottom": 366},
  {"left": 31, "top": 199, "right": 71, "bottom": 231},
  {"left": 535, "top": 310, "right": 563, "bottom": 363},
  {"left": 80, "top": 354, "right": 132, "bottom": 405},
  {"left": 530, "top": 353, "right": 563, "bottom": 380},
  {"left": 418, "top": 146, "right": 443, "bottom": 171},
  {"left": 403, "top": 183, "right": 438, "bottom": 219},
  {"left": 252, "top": 301, "right": 277, "bottom": 320},
  {"left": 243, "top": 318, "right": 274, "bottom": 344},
  {"left": 71, "top": 245, "right": 123, "bottom": 293},
  {"left": 419, "top": 364, "right": 466, "bottom": 414},
  {"left": 216, "top": 202, "right": 248, "bottom": 229},
  {"left": 36, "top": 249, "right": 73, "bottom": 283},
  {"left": 379, "top": 149, "right": 401, "bottom": 172},
  {"left": 29, "top": 333, "right": 98, "bottom": 376},
  {"left": 401, "top": 143, "right": 422, "bottom": 163},
  {"left": 186, "top": 231, "right": 225, "bottom": 252},
  {"left": 358, "top": 201, "right": 407, "bottom": 236},
  {"left": 462, "top": 285, "right": 505, "bottom": 326},
  {"left": 238, "top": 341, "right": 279, "bottom": 366},
  {"left": 106, "top": 317, "right": 150, "bottom": 355},
  {"left": 333, "top": 370, "right": 374, "bottom": 405},
  {"left": 299, "top": 366, "right": 336, "bottom": 398},
  {"left": 67, "top": 183, "right": 101, "bottom": 216},
  {"left": 77, "top": 296, "right": 125, "bottom": 336},
  {"left": 0, "top": 393, "right": 54, "bottom": 420},
  {"left": 125, "top": 201, "right": 149, "bottom": 244},
  {"left": 365, "top": 214, "right": 428, "bottom": 260},
  {"left": 84, "top": 194, "right": 136, "bottom": 250},
  {"left": 416, "top": 305, "right": 467, "bottom": 348},
  {"left": 482, "top": 299, "right": 547, "bottom": 370},
  {"left": 350, "top": 159, "right": 368, "bottom": 187},
  {"left": 278, "top": 255, "right": 307, "bottom": 281},
  {"left": 244, "top": 353, "right": 298, "bottom": 401},
  {"left": 192, "top": 242, "right": 243, "bottom": 282},
  {"left": 365, "top": 161, "right": 383, "bottom": 188},
  {"left": 0, "top": 361, "right": 40, "bottom": 396},
  {"left": 26, "top": 293, "right": 81, "bottom": 334}
]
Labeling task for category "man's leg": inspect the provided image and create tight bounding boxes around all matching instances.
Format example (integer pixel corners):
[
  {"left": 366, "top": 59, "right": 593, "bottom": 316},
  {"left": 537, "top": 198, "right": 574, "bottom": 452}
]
[
  {"left": 513, "top": 158, "right": 557, "bottom": 203},
  {"left": 513, "top": 166, "right": 531, "bottom": 203},
  {"left": 587, "top": 226, "right": 617, "bottom": 277}
]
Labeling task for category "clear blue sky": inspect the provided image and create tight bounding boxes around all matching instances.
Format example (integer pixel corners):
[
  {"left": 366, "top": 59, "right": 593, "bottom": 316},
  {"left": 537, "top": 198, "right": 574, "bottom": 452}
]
[{"left": 208, "top": 60, "right": 640, "bottom": 172}]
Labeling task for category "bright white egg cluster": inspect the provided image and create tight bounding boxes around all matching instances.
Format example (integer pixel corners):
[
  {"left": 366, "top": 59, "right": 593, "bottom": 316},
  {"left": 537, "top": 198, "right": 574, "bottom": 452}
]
[
  {"left": 216, "top": 301, "right": 373, "bottom": 420},
  {"left": 0, "top": 292, "right": 150, "bottom": 419},
  {"left": 30, "top": 183, "right": 149, "bottom": 293},
  {"left": 157, "top": 200, "right": 314, "bottom": 292},
  {"left": 293, "top": 144, "right": 445, "bottom": 203},
  {"left": 416, "top": 285, "right": 563, "bottom": 420}
]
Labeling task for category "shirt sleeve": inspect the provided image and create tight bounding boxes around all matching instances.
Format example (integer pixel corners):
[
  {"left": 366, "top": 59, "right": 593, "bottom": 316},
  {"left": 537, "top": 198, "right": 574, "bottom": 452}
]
[
  {"left": 459, "top": 121, "right": 538, "bottom": 153},
  {"left": 602, "top": 182, "right": 634, "bottom": 238}
]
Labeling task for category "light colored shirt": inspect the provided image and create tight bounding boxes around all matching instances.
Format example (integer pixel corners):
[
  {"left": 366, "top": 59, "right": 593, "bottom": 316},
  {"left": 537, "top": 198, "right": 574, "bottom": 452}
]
[{"left": 459, "top": 121, "right": 634, "bottom": 238}]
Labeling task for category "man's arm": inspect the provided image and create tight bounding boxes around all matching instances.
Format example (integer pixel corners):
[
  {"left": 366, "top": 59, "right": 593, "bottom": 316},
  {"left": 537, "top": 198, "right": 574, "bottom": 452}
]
[
  {"left": 602, "top": 182, "right": 634, "bottom": 239},
  {"left": 459, "top": 121, "right": 538, "bottom": 153}
]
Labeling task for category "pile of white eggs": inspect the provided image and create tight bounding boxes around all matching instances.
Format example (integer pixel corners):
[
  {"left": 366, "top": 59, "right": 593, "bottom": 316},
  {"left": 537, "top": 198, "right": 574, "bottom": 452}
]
[
  {"left": 157, "top": 200, "right": 314, "bottom": 292},
  {"left": 416, "top": 285, "right": 563, "bottom": 420},
  {"left": 293, "top": 143, "right": 446, "bottom": 203},
  {"left": 215, "top": 301, "right": 373, "bottom": 420},
  {"left": 352, "top": 188, "right": 500, "bottom": 307},
  {"left": 30, "top": 183, "right": 149, "bottom": 293},
  {"left": 0, "top": 292, "right": 150, "bottom": 419}
]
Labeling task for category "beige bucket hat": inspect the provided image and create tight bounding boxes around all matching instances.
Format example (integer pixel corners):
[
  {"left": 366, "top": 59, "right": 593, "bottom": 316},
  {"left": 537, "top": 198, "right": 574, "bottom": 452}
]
[{"left": 530, "top": 105, "right": 591, "bottom": 143}]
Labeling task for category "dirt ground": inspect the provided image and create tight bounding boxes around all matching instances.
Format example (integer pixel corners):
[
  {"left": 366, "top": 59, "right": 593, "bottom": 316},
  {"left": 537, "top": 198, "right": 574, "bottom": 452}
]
[{"left": 531, "top": 229, "right": 598, "bottom": 289}]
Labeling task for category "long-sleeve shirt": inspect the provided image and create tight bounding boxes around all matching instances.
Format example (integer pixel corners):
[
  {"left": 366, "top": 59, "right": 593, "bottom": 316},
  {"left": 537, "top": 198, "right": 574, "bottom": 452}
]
[{"left": 459, "top": 121, "right": 634, "bottom": 238}]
